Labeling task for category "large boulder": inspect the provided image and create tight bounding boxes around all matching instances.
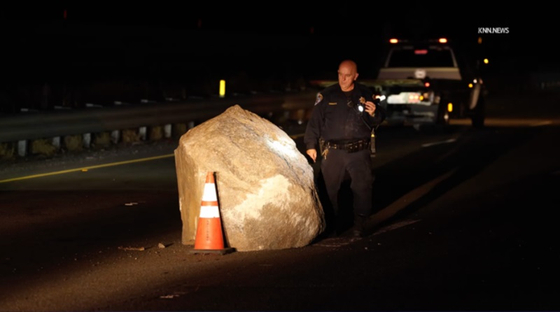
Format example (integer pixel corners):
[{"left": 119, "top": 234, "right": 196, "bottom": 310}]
[{"left": 174, "top": 105, "right": 325, "bottom": 251}]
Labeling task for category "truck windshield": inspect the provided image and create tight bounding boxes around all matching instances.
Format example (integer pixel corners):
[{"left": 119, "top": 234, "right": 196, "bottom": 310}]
[{"left": 387, "top": 48, "right": 455, "bottom": 68}]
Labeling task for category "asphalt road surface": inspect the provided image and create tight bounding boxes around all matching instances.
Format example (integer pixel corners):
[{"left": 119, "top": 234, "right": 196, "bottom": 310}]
[{"left": 1, "top": 91, "right": 560, "bottom": 311}]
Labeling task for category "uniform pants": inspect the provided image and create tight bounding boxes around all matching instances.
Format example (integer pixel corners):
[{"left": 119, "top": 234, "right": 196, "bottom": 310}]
[{"left": 320, "top": 148, "right": 373, "bottom": 218}]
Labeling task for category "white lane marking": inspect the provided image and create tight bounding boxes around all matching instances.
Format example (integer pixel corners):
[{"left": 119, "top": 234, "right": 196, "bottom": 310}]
[
  {"left": 373, "top": 219, "right": 420, "bottom": 235},
  {"left": 369, "top": 168, "right": 457, "bottom": 229},
  {"left": 422, "top": 138, "right": 456, "bottom": 148},
  {"left": 313, "top": 237, "right": 361, "bottom": 248},
  {"left": 531, "top": 120, "right": 553, "bottom": 127}
]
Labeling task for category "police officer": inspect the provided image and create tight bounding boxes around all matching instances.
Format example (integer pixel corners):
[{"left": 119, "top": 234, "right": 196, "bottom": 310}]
[{"left": 304, "top": 59, "right": 385, "bottom": 237}]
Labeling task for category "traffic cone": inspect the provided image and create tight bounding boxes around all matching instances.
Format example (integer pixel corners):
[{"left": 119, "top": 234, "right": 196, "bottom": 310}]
[{"left": 191, "top": 172, "right": 234, "bottom": 254}]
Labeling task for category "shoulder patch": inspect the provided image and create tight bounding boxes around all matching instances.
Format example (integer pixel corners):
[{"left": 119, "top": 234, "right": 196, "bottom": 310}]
[{"left": 314, "top": 93, "right": 323, "bottom": 105}]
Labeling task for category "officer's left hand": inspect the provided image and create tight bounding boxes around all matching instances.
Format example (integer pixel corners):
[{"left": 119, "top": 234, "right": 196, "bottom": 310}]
[{"left": 364, "top": 101, "right": 376, "bottom": 117}]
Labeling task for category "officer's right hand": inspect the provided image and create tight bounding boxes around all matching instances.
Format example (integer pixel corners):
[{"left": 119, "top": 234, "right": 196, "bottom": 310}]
[{"left": 306, "top": 149, "right": 317, "bottom": 163}]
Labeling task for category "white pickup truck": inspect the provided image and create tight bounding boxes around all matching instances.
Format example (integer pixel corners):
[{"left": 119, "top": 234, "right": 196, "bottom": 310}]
[{"left": 370, "top": 37, "right": 485, "bottom": 129}]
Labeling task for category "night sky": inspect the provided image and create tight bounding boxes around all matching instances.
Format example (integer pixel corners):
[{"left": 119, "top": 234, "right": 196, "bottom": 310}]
[
  {"left": 1, "top": 3, "right": 557, "bottom": 79},
  {"left": 1, "top": 3, "right": 521, "bottom": 38},
  {"left": 1, "top": 2, "right": 557, "bottom": 114}
]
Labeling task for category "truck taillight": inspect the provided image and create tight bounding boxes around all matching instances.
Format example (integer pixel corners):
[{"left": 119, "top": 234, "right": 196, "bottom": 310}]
[{"left": 469, "top": 78, "right": 483, "bottom": 88}]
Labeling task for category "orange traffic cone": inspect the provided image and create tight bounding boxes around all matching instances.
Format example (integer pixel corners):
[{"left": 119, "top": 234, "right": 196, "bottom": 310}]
[{"left": 191, "top": 172, "right": 234, "bottom": 254}]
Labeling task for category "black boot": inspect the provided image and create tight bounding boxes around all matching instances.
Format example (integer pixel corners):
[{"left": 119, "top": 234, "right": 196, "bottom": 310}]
[{"left": 352, "top": 214, "right": 367, "bottom": 238}]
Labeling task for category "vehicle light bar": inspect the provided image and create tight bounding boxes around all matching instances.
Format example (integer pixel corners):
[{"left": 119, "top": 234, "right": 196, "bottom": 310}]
[{"left": 389, "top": 38, "right": 447, "bottom": 44}]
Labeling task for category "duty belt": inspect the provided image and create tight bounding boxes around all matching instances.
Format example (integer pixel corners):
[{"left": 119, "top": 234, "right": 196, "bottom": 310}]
[{"left": 325, "top": 138, "right": 370, "bottom": 153}]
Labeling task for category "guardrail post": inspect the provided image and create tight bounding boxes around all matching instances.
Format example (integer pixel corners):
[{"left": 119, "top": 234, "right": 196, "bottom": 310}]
[
  {"left": 17, "top": 140, "right": 27, "bottom": 157},
  {"left": 52, "top": 137, "right": 61, "bottom": 149},
  {"left": 111, "top": 130, "right": 120, "bottom": 144},
  {"left": 139, "top": 126, "right": 147, "bottom": 141},
  {"left": 83, "top": 133, "right": 91, "bottom": 148},
  {"left": 164, "top": 124, "right": 172, "bottom": 138}
]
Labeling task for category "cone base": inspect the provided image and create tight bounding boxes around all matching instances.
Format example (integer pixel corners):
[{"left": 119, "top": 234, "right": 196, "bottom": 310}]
[
  {"left": 193, "top": 217, "right": 226, "bottom": 250},
  {"left": 190, "top": 247, "right": 235, "bottom": 255}
]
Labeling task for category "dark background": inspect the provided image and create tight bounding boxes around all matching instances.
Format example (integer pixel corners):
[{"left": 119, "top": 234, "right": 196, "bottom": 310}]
[
  {"left": 2, "top": 3, "right": 550, "bottom": 69},
  {"left": 0, "top": 3, "right": 557, "bottom": 112}
]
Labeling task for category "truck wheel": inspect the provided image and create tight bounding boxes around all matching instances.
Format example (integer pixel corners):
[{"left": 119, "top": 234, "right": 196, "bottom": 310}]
[{"left": 471, "top": 96, "right": 486, "bottom": 128}]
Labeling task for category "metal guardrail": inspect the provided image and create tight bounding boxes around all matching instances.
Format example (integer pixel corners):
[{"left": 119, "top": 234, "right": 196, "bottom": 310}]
[{"left": 0, "top": 90, "right": 317, "bottom": 145}]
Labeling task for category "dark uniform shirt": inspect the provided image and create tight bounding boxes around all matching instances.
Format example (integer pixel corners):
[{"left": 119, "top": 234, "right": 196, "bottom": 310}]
[{"left": 304, "top": 82, "right": 385, "bottom": 151}]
